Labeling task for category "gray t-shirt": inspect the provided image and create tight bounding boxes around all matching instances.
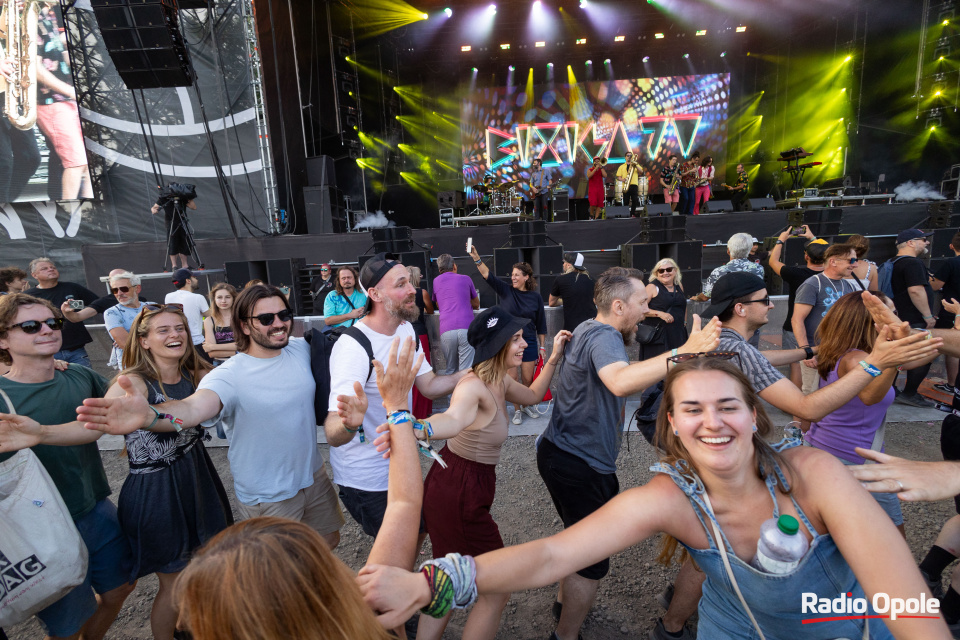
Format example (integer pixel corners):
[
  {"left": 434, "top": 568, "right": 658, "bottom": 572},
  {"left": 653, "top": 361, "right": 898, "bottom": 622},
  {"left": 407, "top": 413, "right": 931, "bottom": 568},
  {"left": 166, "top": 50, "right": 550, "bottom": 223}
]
[
  {"left": 717, "top": 328, "right": 783, "bottom": 393},
  {"left": 794, "top": 274, "right": 858, "bottom": 345},
  {"left": 541, "top": 319, "right": 629, "bottom": 474},
  {"left": 199, "top": 337, "right": 322, "bottom": 505}
]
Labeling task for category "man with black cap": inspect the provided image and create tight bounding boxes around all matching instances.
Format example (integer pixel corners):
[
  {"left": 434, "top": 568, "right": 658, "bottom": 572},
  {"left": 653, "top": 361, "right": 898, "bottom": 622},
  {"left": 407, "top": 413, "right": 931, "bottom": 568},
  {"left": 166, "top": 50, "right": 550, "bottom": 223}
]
[
  {"left": 657, "top": 271, "right": 946, "bottom": 639},
  {"left": 165, "top": 268, "right": 210, "bottom": 361},
  {"left": 324, "top": 253, "right": 467, "bottom": 540},
  {"left": 891, "top": 228, "right": 936, "bottom": 406},
  {"left": 549, "top": 252, "right": 597, "bottom": 332}
]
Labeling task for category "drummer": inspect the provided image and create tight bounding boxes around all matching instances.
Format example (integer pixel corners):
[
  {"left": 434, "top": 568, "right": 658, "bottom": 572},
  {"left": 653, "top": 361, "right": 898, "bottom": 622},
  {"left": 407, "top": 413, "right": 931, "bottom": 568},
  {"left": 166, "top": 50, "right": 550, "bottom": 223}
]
[{"left": 477, "top": 175, "right": 496, "bottom": 210}]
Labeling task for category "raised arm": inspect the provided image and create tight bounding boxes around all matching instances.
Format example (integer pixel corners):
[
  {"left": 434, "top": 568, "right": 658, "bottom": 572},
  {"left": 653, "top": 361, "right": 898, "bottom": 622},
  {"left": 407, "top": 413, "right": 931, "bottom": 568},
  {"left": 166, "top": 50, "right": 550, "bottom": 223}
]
[
  {"left": 505, "top": 330, "right": 570, "bottom": 406},
  {"left": 468, "top": 244, "right": 491, "bottom": 281}
]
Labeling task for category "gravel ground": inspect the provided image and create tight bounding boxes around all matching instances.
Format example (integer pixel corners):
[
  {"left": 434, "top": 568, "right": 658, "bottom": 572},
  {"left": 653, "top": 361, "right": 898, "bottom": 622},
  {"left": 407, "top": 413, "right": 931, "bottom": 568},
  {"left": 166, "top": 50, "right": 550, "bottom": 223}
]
[{"left": 7, "top": 417, "right": 957, "bottom": 640}]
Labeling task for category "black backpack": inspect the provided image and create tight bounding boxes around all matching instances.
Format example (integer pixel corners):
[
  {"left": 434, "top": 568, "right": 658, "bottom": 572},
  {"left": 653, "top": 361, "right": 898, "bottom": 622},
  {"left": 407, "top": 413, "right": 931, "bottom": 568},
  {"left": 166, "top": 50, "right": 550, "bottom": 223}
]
[{"left": 305, "top": 326, "right": 375, "bottom": 427}]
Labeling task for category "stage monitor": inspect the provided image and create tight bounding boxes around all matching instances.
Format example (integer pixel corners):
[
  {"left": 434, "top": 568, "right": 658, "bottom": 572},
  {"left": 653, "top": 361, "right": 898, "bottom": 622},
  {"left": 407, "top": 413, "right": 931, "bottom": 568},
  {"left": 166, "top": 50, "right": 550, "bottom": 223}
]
[
  {"left": 461, "top": 74, "right": 730, "bottom": 201},
  {"left": 0, "top": 3, "right": 90, "bottom": 204}
]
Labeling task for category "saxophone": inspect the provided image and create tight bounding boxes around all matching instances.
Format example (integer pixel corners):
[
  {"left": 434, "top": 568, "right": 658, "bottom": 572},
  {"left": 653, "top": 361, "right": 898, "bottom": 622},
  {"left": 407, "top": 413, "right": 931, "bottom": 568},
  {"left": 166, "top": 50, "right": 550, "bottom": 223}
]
[{"left": 0, "top": 0, "right": 38, "bottom": 130}]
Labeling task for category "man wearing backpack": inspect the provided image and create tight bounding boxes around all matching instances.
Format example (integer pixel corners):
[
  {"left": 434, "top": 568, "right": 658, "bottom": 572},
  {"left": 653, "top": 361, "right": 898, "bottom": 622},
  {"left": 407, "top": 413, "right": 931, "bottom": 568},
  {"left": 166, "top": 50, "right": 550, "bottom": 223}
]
[
  {"left": 324, "top": 254, "right": 467, "bottom": 539},
  {"left": 890, "top": 228, "right": 936, "bottom": 406},
  {"left": 76, "top": 284, "right": 351, "bottom": 548}
]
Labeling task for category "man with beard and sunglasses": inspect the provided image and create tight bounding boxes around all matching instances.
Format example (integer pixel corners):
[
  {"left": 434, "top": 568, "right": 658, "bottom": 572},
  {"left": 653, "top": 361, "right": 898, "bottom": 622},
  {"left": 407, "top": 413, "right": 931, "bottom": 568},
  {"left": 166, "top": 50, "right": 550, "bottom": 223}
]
[
  {"left": 76, "top": 284, "right": 352, "bottom": 549},
  {"left": 324, "top": 254, "right": 468, "bottom": 541},
  {"left": 536, "top": 267, "right": 721, "bottom": 640},
  {"left": 0, "top": 294, "right": 136, "bottom": 640},
  {"left": 102, "top": 272, "right": 153, "bottom": 368}
]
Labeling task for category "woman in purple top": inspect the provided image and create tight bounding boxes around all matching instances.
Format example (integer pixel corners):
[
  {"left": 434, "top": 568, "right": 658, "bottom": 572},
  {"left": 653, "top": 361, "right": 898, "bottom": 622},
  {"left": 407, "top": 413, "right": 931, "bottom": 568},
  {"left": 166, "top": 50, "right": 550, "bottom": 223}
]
[{"left": 807, "top": 292, "right": 938, "bottom": 536}]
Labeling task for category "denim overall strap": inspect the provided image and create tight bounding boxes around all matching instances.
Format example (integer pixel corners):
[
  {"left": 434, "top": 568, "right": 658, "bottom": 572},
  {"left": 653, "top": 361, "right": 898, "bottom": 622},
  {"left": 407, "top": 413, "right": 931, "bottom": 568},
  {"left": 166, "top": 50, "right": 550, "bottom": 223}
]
[
  {"left": 651, "top": 459, "right": 735, "bottom": 552},
  {"left": 764, "top": 437, "right": 820, "bottom": 539}
]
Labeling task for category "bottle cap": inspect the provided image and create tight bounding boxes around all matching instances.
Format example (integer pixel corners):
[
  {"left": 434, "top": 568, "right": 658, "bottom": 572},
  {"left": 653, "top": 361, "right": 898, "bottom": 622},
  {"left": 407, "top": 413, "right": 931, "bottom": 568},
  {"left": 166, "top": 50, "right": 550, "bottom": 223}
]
[{"left": 777, "top": 514, "right": 800, "bottom": 536}]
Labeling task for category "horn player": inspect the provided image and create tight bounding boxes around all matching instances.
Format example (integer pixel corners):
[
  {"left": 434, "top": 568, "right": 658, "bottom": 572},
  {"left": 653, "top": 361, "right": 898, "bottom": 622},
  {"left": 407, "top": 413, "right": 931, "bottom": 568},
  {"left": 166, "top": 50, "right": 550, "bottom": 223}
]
[{"left": 616, "top": 151, "right": 643, "bottom": 218}]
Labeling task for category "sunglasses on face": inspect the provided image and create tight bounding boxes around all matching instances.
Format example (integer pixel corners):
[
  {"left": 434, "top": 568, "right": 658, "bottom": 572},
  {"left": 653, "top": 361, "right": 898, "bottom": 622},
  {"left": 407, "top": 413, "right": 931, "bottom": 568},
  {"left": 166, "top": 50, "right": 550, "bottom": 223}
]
[
  {"left": 111, "top": 285, "right": 133, "bottom": 294},
  {"left": 246, "top": 309, "right": 294, "bottom": 326},
  {"left": 666, "top": 350, "right": 742, "bottom": 372},
  {"left": 738, "top": 296, "right": 770, "bottom": 307},
  {"left": 8, "top": 317, "right": 64, "bottom": 334},
  {"left": 658, "top": 267, "right": 675, "bottom": 274},
  {"left": 320, "top": 268, "right": 330, "bottom": 272}
]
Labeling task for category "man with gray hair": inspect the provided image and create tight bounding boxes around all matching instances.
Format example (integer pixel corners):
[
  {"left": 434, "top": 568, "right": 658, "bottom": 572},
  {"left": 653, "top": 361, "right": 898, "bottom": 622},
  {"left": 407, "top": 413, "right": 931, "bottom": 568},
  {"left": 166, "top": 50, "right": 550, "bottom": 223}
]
[
  {"left": 700, "top": 232, "right": 765, "bottom": 298},
  {"left": 23, "top": 256, "right": 100, "bottom": 367},
  {"left": 103, "top": 271, "right": 152, "bottom": 367},
  {"left": 431, "top": 253, "right": 480, "bottom": 373}
]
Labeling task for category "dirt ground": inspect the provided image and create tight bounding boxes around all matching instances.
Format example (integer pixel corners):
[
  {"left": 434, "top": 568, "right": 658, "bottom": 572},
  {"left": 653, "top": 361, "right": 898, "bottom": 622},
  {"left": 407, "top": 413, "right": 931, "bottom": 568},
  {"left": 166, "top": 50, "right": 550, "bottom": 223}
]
[{"left": 6, "top": 419, "right": 958, "bottom": 640}]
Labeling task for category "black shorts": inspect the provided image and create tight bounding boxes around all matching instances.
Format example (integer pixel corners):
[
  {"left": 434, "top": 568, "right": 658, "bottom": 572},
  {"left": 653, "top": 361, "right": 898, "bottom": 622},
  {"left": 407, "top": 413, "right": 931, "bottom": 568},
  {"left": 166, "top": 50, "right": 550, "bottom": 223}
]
[
  {"left": 941, "top": 415, "right": 960, "bottom": 514},
  {"left": 338, "top": 485, "right": 426, "bottom": 538},
  {"left": 536, "top": 437, "right": 619, "bottom": 580}
]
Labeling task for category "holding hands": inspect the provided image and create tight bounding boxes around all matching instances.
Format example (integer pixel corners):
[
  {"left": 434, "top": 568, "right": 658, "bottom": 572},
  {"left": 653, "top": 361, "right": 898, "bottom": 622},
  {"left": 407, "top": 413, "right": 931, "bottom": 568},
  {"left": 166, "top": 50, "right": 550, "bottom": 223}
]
[{"left": 679, "top": 314, "right": 721, "bottom": 354}]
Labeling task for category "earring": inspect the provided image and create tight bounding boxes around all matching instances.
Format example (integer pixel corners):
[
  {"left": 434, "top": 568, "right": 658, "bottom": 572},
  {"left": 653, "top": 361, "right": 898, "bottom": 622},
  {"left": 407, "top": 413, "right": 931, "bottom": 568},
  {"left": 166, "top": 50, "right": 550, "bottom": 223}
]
[
  {"left": 752, "top": 424, "right": 758, "bottom": 432},
  {"left": 673, "top": 430, "right": 679, "bottom": 435}
]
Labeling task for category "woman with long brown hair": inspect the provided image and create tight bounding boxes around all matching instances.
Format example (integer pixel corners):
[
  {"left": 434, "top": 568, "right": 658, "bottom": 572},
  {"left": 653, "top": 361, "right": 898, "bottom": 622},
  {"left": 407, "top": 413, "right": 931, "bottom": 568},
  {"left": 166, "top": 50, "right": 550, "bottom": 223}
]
[
  {"left": 202, "top": 282, "right": 238, "bottom": 364},
  {"left": 807, "top": 292, "right": 938, "bottom": 535},
  {"left": 360, "top": 357, "right": 948, "bottom": 640}
]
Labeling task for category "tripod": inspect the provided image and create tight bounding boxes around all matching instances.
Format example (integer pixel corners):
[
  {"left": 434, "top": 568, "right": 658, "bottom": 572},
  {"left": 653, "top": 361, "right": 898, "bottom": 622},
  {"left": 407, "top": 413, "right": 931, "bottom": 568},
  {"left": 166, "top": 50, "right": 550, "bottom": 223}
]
[{"left": 163, "top": 196, "right": 204, "bottom": 270}]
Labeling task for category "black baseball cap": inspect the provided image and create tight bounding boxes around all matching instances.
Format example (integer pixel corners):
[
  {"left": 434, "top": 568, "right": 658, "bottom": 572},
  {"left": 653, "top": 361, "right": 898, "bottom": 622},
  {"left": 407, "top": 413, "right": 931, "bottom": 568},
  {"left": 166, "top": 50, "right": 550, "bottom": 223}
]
[
  {"left": 172, "top": 268, "right": 195, "bottom": 286},
  {"left": 359, "top": 253, "right": 403, "bottom": 313},
  {"left": 468, "top": 307, "right": 530, "bottom": 367},
  {"left": 896, "top": 229, "right": 933, "bottom": 244},
  {"left": 703, "top": 272, "right": 766, "bottom": 318},
  {"left": 563, "top": 252, "right": 586, "bottom": 271}
]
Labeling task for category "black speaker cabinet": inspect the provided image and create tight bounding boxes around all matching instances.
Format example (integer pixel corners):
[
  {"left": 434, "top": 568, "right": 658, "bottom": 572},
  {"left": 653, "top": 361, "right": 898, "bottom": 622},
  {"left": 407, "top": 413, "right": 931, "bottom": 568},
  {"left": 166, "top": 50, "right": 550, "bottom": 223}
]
[
  {"left": 438, "top": 191, "right": 466, "bottom": 208},
  {"left": 537, "top": 275, "right": 558, "bottom": 303},
  {"left": 605, "top": 205, "right": 631, "bottom": 219},
  {"left": 931, "top": 228, "right": 959, "bottom": 258},
  {"left": 371, "top": 226, "right": 413, "bottom": 253},
  {"left": 304, "top": 186, "right": 346, "bottom": 234},
  {"left": 509, "top": 221, "right": 547, "bottom": 247},
  {"left": 532, "top": 246, "right": 564, "bottom": 275},
  {"left": 494, "top": 248, "right": 525, "bottom": 277},
  {"left": 748, "top": 197, "right": 777, "bottom": 211},
  {"left": 704, "top": 200, "right": 734, "bottom": 213},
  {"left": 224, "top": 260, "right": 267, "bottom": 288},
  {"left": 665, "top": 241, "right": 703, "bottom": 271},
  {"left": 645, "top": 203, "right": 674, "bottom": 216},
  {"left": 91, "top": 0, "right": 195, "bottom": 89},
  {"left": 266, "top": 258, "right": 306, "bottom": 314},
  {"left": 621, "top": 243, "right": 659, "bottom": 274},
  {"left": 681, "top": 270, "right": 703, "bottom": 295},
  {"left": 305, "top": 156, "right": 336, "bottom": 187}
]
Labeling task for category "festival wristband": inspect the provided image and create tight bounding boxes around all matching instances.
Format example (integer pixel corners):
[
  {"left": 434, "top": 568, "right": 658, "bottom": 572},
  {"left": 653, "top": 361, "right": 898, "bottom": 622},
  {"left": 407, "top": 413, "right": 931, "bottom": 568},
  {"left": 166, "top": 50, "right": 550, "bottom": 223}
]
[
  {"left": 148, "top": 406, "right": 183, "bottom": 432},
  {"left": 858, "top": 360, "right": 882, "bottom": 378},
  {"left": 419, "top": 554, "right": 478, "bottom": 618},
  {"left": 387, "top": 410, "right": 415, "bottom": 426},
  {"left": 145, "top": 406, "right": 161, "bottom": 431}
]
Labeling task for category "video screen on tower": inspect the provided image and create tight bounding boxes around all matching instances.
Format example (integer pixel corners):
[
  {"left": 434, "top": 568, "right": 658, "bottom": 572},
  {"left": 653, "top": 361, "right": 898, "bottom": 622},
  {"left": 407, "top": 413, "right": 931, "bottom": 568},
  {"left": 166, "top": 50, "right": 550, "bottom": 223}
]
[{"left": 461, "top": 73, "right": 730, "bottom": 199}]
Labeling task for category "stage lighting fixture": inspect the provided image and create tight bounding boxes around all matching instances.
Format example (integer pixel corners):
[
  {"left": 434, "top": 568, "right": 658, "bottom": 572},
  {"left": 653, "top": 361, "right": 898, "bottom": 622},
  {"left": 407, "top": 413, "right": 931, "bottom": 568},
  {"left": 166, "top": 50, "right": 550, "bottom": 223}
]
[
  {"left": 945, "top": 19, "right": 950, "bottom": 25},
  {"left": 844, "top": 55, "right": 851, "bottom": 61},
  {"left": 487, "top": 4, "right": 496, "bottom": 15},
  {"left": 604, "top": 58, "right": 610, "bottom": 64},
  {"left": 642, "top": 56, "right": 650, "bottom": 62},
  {"left": 736, "top": 26, "right": 746, "bottom": 32},
  {"left": 720, "top": 51, "right": 726, "bottom": 57},
  {"left": 420, "top": 12, "right": 427, "bottom": 19},
  {"left": 444, "top": 7, "right": 452, "bottom": 17},
  {"left": 614, "top": 35, "right": 625, "bottom": 42},
  {"left": 533, "top": 0, "right": 541, "bottom": 7},
  {"left": 462, "top": 45, "right": 471, "bottom": 51},
  {"left": 501, "top": 43, "right": 510, "bottom": 49},
  {"left": 654, "top": 33, "right": 664, "bottom": 39},
  {"left": 509, "top": 65, "right": 515, "bottom": 70},
  {"left": 840, "top": 87, "right": 846, "bottom": 92},
  {"left": 695, "top": 29, "right": 706, "bottom": 36},
  {"left": 586, "top": 60, "right": 592, "bottom": 64},
  {"left": 535, "top": 41, "right": 546, "bottom": 47},
  {"left": 576, "top": 38, "right": 587, "bottom": 44},
  {"left": 580, "top": 0, "right": 586, "bottom": 6},
  {"left": 472, "top": 67, "right": 478, "bottom": 72},
  {"left": 683, "top": 53, "right": 690, "bottom": 59},
  {"left": 547, "top": 62, "right": 554, "bottom": 67}
]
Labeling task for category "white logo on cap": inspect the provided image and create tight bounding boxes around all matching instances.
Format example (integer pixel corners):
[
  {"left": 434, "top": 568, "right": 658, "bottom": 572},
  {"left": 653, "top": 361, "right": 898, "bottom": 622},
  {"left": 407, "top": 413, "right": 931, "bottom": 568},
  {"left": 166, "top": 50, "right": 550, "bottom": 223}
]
[{"left": 487, "top": 317, "right": 499, "bottom": 328}]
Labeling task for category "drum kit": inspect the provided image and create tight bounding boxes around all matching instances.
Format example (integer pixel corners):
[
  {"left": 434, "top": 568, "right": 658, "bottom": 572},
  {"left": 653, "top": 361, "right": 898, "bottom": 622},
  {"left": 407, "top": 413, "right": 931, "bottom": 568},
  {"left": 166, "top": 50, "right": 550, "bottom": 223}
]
[{"left": 470, "top": 179, "right": 523, "bottom": 214}]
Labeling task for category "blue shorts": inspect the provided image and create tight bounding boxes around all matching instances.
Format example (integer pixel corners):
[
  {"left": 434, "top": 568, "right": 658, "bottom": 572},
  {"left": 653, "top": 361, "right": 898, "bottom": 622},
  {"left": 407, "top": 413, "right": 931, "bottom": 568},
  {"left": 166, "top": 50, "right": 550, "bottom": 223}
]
[
  {"left": 840, "top": 458, "right": 904, "bottom": 526},
  {"left": 35, "top": 499, "right": 135, "bottom": 638},
  {"left": 54, "top": 346, "right": 91, "bottom": 369}
]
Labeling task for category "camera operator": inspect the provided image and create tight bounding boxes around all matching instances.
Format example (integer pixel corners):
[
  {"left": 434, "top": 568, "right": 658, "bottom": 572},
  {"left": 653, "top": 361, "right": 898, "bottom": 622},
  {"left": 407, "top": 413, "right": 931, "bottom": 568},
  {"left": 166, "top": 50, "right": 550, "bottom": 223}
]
[{"left": 151, "top": 183, "right": 197, "bottom": 270}]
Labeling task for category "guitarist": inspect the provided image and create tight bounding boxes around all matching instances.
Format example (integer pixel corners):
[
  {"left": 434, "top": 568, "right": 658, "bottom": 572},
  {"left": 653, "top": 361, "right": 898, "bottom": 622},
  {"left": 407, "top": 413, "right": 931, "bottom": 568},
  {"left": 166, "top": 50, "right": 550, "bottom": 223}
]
[
  {"left": 660, "top": 155, "right": 680, "bottom": 213},
  {"left": 528, "top": 157, "right": 553, "bottom": 221},
  {"left": 725, "top": 163, "right": 750, "bottom": 211},
  {"left": 616, "top": 151, "right": 643, "bottom": 217}
]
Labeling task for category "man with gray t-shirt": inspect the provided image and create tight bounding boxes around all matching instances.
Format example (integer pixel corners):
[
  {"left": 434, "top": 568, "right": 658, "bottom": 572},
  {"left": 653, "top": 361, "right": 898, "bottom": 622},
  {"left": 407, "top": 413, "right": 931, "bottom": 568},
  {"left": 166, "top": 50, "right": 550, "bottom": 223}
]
[{"left": 536, "top": 268, "right": 719, "bottom": 640}]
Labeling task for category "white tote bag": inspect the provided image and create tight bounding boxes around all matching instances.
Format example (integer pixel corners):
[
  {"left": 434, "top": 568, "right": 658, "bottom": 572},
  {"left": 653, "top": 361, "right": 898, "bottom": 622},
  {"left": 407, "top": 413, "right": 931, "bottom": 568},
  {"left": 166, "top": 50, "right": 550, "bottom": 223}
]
[{"left": 0, "top": 388, "right": 89, "bottom": 627}]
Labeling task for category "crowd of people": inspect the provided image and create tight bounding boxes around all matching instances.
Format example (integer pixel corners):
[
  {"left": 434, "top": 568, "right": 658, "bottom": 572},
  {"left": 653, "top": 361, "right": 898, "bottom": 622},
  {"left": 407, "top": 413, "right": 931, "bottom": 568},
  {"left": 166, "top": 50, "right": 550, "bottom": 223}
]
[{"left": 3, "top": 225, "right": 960, "bottom": 640}]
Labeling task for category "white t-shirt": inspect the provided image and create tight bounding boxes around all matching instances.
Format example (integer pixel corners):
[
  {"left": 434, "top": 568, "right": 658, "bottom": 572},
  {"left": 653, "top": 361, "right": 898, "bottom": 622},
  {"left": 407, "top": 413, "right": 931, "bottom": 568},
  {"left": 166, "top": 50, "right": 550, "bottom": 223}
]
[
  {"left": 199, "top": 337, "right": 322, "bottom": 505},
  {"left": 327, "top": 321, "right": 431, "bottom": 492},
  {"left": 165, "top": 289, "right": 209, "bottom": 344}
]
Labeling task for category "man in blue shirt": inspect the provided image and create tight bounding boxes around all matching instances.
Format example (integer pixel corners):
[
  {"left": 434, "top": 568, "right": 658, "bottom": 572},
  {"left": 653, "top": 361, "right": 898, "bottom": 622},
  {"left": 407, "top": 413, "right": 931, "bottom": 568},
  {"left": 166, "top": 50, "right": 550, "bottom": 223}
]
[
  {"left": 528, "top": 158, "right": 551, "bottom": 221},
  {"left": 323, "top": 266, "right": 367, "bottom": 327}
]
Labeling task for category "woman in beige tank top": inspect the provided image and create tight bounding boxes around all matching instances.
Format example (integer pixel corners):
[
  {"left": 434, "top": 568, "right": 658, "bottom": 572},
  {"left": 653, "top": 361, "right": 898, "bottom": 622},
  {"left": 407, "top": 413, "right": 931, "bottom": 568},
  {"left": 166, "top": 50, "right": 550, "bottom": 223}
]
[{"left": 376, "top": 306, "right": 570, "bottom": 640}]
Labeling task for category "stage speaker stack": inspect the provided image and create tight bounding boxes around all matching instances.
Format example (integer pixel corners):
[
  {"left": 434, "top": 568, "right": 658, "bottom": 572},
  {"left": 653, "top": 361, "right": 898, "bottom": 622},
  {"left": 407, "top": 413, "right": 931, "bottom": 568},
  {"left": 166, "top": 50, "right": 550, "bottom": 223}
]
[
  {"left": 553, "top": 191, "right": 570, "bottom": 222},
  {"left": 371, "top": 227, "right": 414, "bottom": 253},
  {"left": 91, "top": 0, "right": 195, "bottom": 89},
  {"left": 646, "top": 203, "right": 675, "bottom": 216},
  {"left": 224, "top": 260, "right": 267, "bottom": 288},
  {"left": 704, "top": 200, "right": 734, "bottom": 213},
  {"left": 438, "top": 191, "right": 465, "bottom": 217},
  {"left": 801, "top": 208, "right": 842, "bottom": 237},
  {"left": 928, "top": 201, "right": 960, "bottom": 228},
  {"left": 494, "top": 229, "right": 563, "bottom": 302},
  {"left": 266, "top": 258, "right": 306, "bottom": 315},
  {"left": 509, "top": 221, "right": 547, "bottom": 247},
  {"left": 621, "top": 239, "right": 703, "bottom": 294},
  {"left": 636, "top": 215, "right": 686, "bottom": 244},
  {"left": 747, "top": 197, "right": 777, "bottom": 211},
  {"left": 931, "top": 227, "right": 960, "bottom": 258},
  {"left": 303, "top": 155, "right": 346, "bottom": 234}
]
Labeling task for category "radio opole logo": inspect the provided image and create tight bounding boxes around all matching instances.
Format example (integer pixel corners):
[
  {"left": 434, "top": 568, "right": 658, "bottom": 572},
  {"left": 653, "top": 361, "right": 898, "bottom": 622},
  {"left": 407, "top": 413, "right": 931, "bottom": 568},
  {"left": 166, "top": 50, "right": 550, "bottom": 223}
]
[{"left": 801, "top": 592, "right": 940, "bottom": 624}]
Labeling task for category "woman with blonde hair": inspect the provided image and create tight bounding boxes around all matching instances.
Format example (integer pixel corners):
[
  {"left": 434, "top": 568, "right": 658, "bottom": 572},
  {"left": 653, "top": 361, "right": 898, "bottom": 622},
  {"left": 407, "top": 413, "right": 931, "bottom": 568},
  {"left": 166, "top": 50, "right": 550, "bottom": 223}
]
[
  {"left": 807, "top": 291, "right": 938, "bottom": 536},
  {"left": 374, "top": 306, "right": 570, "bottom": 640},
  {"left": 638, "top": 258, "right": 687, "bottom": 359},
  {"left": 360, "top": 356, "right": 949, "bottom": 640},
  {"left": 202, "top": 282, "right": 238, "bottom": 364}
]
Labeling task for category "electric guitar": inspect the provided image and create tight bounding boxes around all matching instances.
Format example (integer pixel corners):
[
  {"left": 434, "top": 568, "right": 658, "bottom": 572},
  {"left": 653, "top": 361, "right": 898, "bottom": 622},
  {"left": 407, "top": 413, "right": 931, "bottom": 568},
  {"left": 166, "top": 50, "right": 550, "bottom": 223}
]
[
  {"left": 530, "top": 179, "right": 555, "bottom": 196},
  {"left": 721, "top": 183, "right": 745, "bottom": 191}
]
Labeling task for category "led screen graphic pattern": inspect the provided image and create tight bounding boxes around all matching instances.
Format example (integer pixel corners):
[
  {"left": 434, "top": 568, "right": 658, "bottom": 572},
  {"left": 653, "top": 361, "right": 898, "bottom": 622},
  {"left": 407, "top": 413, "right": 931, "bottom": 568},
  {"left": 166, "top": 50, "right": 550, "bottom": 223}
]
[{"left": 461, "top": 74, "right": 730, "bottom": 198}]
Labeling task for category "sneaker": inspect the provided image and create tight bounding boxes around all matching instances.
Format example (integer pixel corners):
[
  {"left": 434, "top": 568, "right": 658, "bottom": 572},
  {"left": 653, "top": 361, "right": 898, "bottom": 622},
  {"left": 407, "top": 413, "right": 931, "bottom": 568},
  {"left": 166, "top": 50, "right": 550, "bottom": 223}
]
[
  {"left": 895, "top": 392, "right": 935, "bottom": 408},
  {"left": 524, "top": 405, "right": 540, "bottom": 419},
  {"left": 922, "top": 569, "right": 945, "bottom": 601},
  {"left": 649, "top": 617, "right": 695, "bottom": 640},
  {"left": 512, "top": 410, "right": 523, "bottom": 425},
  {"left": 935, "top": 383, "right": 957, "bottom": 395},
  {"left": 656, "top": 584, "right": 674, "bottom": 610},
  {"left": 552, "top": 601, "right": 562, "bottom": 622}
]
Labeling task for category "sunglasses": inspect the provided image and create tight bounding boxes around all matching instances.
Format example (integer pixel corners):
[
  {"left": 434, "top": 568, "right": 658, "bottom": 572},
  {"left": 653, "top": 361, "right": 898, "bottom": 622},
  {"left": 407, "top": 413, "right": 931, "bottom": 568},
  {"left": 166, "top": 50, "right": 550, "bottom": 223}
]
[
  {"left": 142, "top": 303, "right": 184, "bottom": 313},
  {"left": 111, "top": 285, "right": 133, "bottom": 294},
  {"left": 657, "top": 267, "right": 675, "bottom": 274},
  {"left": 738, "top": 296, "right": 770, "bottom": 307},
  {"left": 666, "top": 350, "right": 743, "bottom": 372},
  {"left": 320, "top": 268, "right": 330, "bottom": 272},
  {"left": 246, "top": 309, "right": 294, "bottom": 326},
  {"left": 847, "top": 258, "right": 858, "bottom": 264},
  {"left": 8, "top": 317, "right": 64, "bottom": 334}
]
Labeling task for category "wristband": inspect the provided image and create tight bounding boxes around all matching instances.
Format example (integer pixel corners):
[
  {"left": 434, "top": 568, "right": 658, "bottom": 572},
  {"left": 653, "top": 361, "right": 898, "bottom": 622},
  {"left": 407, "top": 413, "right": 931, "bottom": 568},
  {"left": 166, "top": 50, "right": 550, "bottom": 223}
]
[
  {"left": 148, "top": 406, "right": 183, "bottom": 432},
  {"left": 801, "top": 346, "right": 814, "bottom": 360},
  {"left": 474, "top": 259, "right": 482, "bottom": 265},
  {"left": 343, "top": 424, "right": 358, "bottom": 433},
  {"left": 858, "top": 360, "right": 882, "bottom": 377},
  {"left": 923, "top": 315, "right": 935, "bottom": 320},
  {"left": 146, "top": 406, "right": 161, "bottom": 431}
]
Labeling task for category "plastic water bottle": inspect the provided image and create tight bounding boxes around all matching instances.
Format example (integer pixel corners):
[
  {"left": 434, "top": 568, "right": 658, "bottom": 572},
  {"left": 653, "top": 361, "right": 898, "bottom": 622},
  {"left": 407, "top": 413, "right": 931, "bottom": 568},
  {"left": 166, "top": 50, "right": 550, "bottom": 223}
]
[{"left": 751, "top": 514, "right": 809, "bottom": 574}]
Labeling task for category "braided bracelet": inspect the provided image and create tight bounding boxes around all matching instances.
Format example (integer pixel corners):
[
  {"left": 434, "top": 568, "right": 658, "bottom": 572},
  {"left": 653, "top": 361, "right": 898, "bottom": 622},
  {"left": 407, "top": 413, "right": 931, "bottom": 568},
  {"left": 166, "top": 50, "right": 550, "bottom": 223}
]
[{"left": 419, "top": 553, "right": 478, "bottom": 618}]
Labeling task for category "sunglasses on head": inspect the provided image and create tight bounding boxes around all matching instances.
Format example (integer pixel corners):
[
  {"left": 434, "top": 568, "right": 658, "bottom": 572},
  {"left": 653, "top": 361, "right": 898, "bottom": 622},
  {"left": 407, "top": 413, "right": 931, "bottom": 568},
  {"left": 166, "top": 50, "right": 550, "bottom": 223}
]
[
  {"left": 666, "top": 350, "right": 743, "bottom": 372},
  {"left": 142, "top": 303, "right": 184, "bottom": 314},
  {"left": 246, "top": 309, "right": 294, "bottom": 326},
  {"left": 8, "top": 317, "right": 64, "bottom": 334},
  {"left": 111, "top": 285, "right": 133, "bottom": 294},
  {"left": 658, "top": 267, "right": 675, "bottom": 274}
]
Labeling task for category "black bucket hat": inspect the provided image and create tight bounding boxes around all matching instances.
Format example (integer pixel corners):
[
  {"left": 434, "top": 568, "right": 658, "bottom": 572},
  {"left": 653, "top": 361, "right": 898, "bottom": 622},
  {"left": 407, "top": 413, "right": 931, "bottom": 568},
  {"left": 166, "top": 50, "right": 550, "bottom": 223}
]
[{"left": 468, "top": 307, "right": 530, "bottom": 367}]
